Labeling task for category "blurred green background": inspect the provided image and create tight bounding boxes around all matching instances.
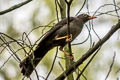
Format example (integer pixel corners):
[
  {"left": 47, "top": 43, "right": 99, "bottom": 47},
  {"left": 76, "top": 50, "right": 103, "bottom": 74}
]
[{"left": 0, "top": 0, "right": 120, "bottom": 80}]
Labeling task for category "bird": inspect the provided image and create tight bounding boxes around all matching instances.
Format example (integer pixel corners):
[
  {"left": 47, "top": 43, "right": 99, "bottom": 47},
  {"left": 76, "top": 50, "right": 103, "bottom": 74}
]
[{"left": 19, "top": 14, "right": 96, "bottom": 77}]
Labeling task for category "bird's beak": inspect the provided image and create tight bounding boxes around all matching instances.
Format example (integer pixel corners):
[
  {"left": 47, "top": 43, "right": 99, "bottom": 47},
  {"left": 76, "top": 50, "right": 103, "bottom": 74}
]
[{"left": 88, "top": 16, "right": 97, "bottom": 20}]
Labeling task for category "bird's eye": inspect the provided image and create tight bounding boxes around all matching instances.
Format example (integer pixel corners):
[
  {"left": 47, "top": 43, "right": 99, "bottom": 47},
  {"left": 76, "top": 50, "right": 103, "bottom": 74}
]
[{"left": 82, "top": 14, "right": 88, "bottom": 17}]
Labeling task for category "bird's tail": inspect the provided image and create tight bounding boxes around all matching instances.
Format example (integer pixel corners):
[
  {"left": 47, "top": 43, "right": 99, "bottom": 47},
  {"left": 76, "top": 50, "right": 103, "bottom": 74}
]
[{"left": 19, "top": 44, "right": 52, "bottom": 77}]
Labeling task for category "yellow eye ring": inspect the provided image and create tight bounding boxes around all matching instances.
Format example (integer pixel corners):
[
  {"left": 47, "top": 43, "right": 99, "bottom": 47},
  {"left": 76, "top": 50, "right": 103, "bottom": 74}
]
[{"left": 82, "top": 14, "right": 88, "bottom": 17}]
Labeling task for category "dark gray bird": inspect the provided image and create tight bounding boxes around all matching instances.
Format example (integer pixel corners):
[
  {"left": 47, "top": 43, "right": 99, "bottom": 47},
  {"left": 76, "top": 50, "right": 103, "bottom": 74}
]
[{"left": 20, "top": 14, "right": 96, "bottom": 77}]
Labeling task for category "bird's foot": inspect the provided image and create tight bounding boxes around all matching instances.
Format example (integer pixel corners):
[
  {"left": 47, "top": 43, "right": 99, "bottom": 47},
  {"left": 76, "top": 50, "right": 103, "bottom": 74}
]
[
  {"left": 64, "top": 51, "right": 74, "bottom": 60},
  {"left": 55, "top": 34, "right": 72, "bottom": 42},
  {"left": 66, "top": 54, "right": 74, "bottom": 60},
  {"left": 59, "top": 47, "right": 74, "bottom": 60},
  {"left": 66, "top": 34, "right": 72, "bottom": 42}
]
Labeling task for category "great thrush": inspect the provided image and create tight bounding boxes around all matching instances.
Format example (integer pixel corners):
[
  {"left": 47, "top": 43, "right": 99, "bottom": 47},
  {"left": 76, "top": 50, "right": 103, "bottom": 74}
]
[{"left": 20, "top": 14, "right": 96, "bottom": 77}]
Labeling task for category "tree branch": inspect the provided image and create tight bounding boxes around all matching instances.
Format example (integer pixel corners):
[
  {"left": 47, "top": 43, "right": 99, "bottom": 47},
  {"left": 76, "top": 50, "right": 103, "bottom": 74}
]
[
  {"left": 55, "top": 20, "right": 120, "bottom": 80},
  {"left": 0, "top": 0, "right": 32, "bottom": 15}
]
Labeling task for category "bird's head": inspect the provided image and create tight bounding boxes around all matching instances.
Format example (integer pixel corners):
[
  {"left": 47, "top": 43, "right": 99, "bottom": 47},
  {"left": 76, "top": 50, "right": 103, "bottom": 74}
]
[{"left": 78, "top": 14, "right": 97, "bottom": 23}]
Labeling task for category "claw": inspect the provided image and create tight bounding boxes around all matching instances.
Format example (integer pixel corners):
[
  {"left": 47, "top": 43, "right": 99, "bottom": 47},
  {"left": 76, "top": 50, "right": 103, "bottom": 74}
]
[
  {"left": 59, "top": 47, "right": 74, "bottom": 60},
  {"left": 66, "top": 34, "right": 72, "bottom": 42}
]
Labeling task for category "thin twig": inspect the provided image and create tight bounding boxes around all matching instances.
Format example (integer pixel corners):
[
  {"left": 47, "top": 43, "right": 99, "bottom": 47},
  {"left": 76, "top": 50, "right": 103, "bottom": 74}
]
[
  {"left": 35, "top": 69, "right": 40, "bottom": 80},
  {"left": 0, "top": 35, "right": 21, "bottom": 62},
  {"left": 55, "top": 0, "right": 60, "bottom": 22},
  {"left": 0, "top": 0, "right": 32, "bottom": 15},
  {"left": 113, "top": 0, "right": 120, "bottom": 18},
  {"left": 93, "top": 4, "right": 120, "bottom": 16},
  {"left": 75, "top": 0, "right": 87, "bottom": 16},
  {"left": 75, "top": 68, "right": 87, "bottom": 80},
  {"left": 58, "top": 61, "right": 65, "bottom": 71},
  {"left": 0, "top": 32, "right": 28, "bottom": 59},
  {"left": 0, "top": 55, "right": 12, "bottom": 70},
  {"left": 45, "top": 47, "right": 58, "bottom": 80},
  {"left": 105, "top": 52, "right": 116, "bottom": 80}
]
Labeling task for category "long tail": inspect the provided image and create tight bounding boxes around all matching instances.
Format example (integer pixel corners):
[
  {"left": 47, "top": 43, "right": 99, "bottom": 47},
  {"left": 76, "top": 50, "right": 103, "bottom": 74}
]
[{"left": 19, "top": 43, "right": 52, "bottom": 77}]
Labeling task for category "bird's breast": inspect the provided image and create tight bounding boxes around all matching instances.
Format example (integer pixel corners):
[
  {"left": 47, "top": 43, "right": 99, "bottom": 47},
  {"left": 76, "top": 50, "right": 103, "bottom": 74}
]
[
  {"left": 69, "top": 19, "right": 84, "bottom": 40},
  {"left": 55, "top": 18, "right": 84, "bottom": 42}
]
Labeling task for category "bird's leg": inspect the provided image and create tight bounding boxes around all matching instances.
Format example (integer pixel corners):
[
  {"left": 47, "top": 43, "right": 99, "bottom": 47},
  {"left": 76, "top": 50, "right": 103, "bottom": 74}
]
[
  {"left": 55, "top": 35, "right": 68, "bottom": 40},
  {"left": 55, "top": 34, "right": 73, "bottom": 42},
  {"left": 59, "top": 47, "right": 74, "bottom": 60}
]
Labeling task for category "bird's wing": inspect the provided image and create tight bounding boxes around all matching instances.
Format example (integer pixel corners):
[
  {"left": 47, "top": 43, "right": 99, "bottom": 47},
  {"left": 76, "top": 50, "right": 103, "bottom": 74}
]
[{"left": 40, "top": 17, "right": 75, "bottom": 43}]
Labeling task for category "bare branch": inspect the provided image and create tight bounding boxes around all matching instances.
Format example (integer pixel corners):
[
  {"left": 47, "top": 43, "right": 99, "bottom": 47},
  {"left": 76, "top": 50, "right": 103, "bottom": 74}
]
[{"left": 0, "top": 0, "right": 32, "bottom": 15}]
